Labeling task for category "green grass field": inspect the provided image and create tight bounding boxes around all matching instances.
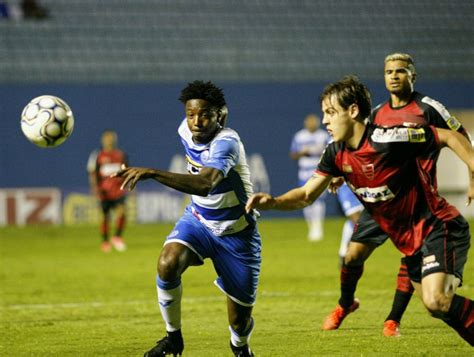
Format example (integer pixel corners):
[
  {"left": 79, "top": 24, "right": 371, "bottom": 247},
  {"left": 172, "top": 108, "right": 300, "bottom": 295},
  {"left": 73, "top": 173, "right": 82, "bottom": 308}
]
[{"left": 1, "top": 218, "right": 474, "bottom": 356}]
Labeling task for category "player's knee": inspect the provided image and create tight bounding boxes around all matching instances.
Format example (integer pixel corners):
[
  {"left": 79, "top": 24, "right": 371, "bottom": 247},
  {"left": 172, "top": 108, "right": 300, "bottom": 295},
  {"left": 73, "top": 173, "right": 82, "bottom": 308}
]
[
  {"left": 422, "top": 294, "right": 451, "bottom": 318},
  {"left": 229, "top": 315, "right": 252, "bottom": 335},
  {"left": 158, "top": 252, "right": 181, "bottom": 281},
  {"left": 343, "top": 251, "right": 365, "bottom": 266}
]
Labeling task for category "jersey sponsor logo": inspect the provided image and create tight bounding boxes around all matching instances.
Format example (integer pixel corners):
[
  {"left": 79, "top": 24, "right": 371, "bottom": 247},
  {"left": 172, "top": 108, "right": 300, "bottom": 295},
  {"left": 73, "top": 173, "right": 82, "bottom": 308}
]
[
  {"left": 354, "top": 185, "right": 395, "bottom": 203},
  {"left": 422, "top": 254, "right": 440, "bottom": 272},
  {"left": 407, "top": 128, "right": 426, "bottom": 143},
  {"left": 99, "top": 163, "right": 122, "bottom": 176},
  {"left": 361, "top": 164, "right": 375, "bottom": 180},
  {"left": 371, "top": 127, "right": 409, "bottom": 143},
  {"left": 446, "top": 116, "right": 461, "bottom": 131},
  {"left": 186, "top": 155, "right": 202, "bottom": 175}
]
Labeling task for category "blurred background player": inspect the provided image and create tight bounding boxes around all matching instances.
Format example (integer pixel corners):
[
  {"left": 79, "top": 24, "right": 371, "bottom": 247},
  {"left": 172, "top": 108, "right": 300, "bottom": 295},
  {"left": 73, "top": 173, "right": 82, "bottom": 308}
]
[
  {"left": 334, "top": 183, "right": 364, "bottom": 265},
  {"left": 115, "top": 81, "right": 261, "bottom": 357},
  {"left": 290, "top": 114, "right": 330, "bottom": 241},
  {"left": 322, "top": 53, "right": 472, "bottom": 337},
  {"left": 87, "top": 130, "right": 128, "bottom": 252}
]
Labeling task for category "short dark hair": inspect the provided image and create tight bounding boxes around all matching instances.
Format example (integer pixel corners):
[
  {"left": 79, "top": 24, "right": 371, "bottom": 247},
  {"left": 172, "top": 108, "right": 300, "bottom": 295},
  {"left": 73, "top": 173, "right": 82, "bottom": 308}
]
[
  {"left": 179, "top": 80, "right": 226, "bottom": 108},
  {"left": 320, "top": 75, "right": 372, "bottom": 120}
]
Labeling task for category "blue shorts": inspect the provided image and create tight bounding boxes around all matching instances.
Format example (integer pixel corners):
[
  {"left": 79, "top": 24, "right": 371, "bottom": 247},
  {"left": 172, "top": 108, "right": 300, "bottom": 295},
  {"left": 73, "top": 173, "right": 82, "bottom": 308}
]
[
  {"left": 165, "top": 208, "right": 262, "bottom": 306},
  {"left": 337, "top": 183, "right": 363, "bottom": 217}
]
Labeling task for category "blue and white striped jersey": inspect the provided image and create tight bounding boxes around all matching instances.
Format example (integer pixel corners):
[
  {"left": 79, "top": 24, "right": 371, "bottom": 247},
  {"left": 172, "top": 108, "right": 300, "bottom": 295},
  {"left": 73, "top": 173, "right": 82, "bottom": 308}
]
[
  {"left": 178, "top": 119, "right": 256, "bottom": 236},
  {"left": 290, "top": 128, "right": 330, "bottom": 185}
]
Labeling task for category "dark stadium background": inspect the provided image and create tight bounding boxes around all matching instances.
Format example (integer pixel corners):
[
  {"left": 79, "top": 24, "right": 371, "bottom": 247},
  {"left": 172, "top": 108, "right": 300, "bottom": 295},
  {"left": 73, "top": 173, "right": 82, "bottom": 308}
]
[{"left": 1, "top": 0, "right": 473, "bottom": 219}]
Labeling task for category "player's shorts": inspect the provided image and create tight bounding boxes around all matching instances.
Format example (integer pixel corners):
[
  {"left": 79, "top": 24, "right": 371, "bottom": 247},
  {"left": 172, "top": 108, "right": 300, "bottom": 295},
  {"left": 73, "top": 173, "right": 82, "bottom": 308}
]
[
  {"left": 351, "top": 209, "right": 390, "bottom": 246},
  {"left": 164, "top": 207, "right": 262, "bottom": 307},
  {"left": 100, "top": 196, "right": 126, "bottom": 213},
  {"left": 404, "top": 215, "right": 470, "bottom": 284},
  {"left": 337, "top": 183, "right": 363, "bottom": 217}
]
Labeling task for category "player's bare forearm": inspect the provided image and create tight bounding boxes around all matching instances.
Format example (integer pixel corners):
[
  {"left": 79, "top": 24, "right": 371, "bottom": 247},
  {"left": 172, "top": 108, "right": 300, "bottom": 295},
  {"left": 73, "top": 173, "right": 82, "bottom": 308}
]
[
  {"left": 114, "top": 166, "right": 222, "bottom": 196},
  {"left": 245, "top": 173, "right": 332, "bottom": 212},
  {"left": 437, "top": 128, "right": 474, "bottom": 205}
]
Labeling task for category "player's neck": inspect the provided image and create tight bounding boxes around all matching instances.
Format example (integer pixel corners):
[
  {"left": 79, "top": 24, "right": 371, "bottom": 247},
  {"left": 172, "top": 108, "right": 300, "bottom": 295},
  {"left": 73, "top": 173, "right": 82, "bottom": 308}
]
[
  {"left": 346, "top": 121, "right": 366, "bottom": 150},
  {"left": 390, "top": 91, "right": 413, "bottom": 108}
]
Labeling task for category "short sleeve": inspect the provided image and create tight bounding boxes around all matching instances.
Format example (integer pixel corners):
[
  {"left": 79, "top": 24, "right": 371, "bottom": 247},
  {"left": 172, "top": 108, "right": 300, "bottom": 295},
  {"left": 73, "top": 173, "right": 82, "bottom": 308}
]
[
  {"left": 205, "top": 137, "right": 240, "bottom": 177},
  {"left": 316, "top": 143, "right": 342, "bottom": 177}
]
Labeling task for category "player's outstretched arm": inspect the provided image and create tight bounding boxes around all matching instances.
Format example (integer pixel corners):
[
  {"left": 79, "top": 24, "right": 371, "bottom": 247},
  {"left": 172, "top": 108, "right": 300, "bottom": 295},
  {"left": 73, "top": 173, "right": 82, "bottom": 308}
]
[
  {"left": 437, "top": 128, "right": 474, "bottom": 205},
  {"left": 114, "top": 165, "right": 223, "bottom": 196},
  {"left": 245, "top": 173, "right": 332, "bottom": 213}
]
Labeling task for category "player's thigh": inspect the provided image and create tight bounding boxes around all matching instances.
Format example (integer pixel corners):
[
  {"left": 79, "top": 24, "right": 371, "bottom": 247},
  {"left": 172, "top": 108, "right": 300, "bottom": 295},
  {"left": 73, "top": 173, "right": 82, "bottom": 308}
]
[{"left": 158, "top": 242, "right": 201, "bottom": 279}]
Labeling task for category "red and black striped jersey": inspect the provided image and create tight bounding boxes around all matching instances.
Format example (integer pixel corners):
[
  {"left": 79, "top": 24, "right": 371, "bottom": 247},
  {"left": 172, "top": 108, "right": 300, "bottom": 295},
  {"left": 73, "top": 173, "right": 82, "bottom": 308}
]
[
  {"left": 87, "top": 149, "right": 128, "bottom": 201},
  {"left": 370, "top": 91, "right": 469, "bottom": 222},
  {"left": 316, "top": 125, "right": 460, "bottom": 256}
]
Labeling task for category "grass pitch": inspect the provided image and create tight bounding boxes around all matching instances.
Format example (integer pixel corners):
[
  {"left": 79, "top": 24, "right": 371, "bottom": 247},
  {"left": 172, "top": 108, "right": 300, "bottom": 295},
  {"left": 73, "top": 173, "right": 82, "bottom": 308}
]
[{"left": 1, "top": 218, "right": 473, "bottom": 356}]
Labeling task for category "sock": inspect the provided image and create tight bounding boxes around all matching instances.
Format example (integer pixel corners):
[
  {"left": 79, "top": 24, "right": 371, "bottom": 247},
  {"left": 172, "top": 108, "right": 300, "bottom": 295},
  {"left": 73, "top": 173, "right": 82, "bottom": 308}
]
[
  {"left": 338, "top": 220, "right": 354, "bottom": 258},
  {"left": 385, "top": 259, "right": 414, "bottom": 322},
  {"left": 100, "top": 217, "right": 109, "bottom": 241},
  {"left": 114, "top": 213, "right": 126, "bottom": 237},
  {"left": 338, "top": 264, "right": 363, "bottom": 309},
  {"left": 443, "top": 294, "right": 474, "bottom": 346},
  {"left": 157, "top": 276, "right": 182, "bottom": 332},
  {"left": 230, "top": 317, "right": 254, "bottom": 348}
]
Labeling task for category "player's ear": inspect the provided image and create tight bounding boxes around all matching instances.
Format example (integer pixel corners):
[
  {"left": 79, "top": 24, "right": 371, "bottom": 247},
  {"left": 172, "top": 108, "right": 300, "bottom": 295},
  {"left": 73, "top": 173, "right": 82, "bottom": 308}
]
[
  {"left": 349, "top": 103, "right": 359, "bottom": 120},
  {"left": 218, "top": 105, "right": 228, "bottom": 127}
]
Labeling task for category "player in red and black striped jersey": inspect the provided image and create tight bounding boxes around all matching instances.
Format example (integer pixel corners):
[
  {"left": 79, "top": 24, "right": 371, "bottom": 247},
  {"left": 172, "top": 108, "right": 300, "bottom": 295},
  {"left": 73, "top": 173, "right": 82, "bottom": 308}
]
[
  {"left": 87, "top": 130, "right": 128, "bottom": 252},
  {"left": 246, "top": 75, "right": 474, "bottom": 346},
  {"left": 323, "top": 53, "right": 472, "bottom": 336}
]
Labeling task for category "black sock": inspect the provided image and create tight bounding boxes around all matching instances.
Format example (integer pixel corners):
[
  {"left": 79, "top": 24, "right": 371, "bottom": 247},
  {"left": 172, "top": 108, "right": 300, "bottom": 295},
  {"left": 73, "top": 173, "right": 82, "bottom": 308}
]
[
  {"left": 338, "top": 264, "right": 363, "bottom": 309},
  {"left": 385, "top": 289, "right": 413, "bottom": 323}
]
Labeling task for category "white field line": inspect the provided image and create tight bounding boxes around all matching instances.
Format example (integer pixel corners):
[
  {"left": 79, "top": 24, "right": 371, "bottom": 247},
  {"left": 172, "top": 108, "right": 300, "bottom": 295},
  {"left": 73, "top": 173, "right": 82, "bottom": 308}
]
[{"left": 2, "top": 289, "right": 396, "bottom": 311}]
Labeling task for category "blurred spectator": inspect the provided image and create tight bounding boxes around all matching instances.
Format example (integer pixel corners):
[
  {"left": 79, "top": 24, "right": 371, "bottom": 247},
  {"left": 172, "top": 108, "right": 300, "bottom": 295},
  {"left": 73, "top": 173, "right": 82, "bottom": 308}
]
[
  {"left": 0, "top": 0, "right": 48, "bottom": 20},
  {"left": 22, "top": 0, "right": 48, "bottom": 19}
]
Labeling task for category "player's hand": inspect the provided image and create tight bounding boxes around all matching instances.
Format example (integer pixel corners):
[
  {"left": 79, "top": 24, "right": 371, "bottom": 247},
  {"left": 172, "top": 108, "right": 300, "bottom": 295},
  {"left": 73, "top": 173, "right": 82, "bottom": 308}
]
[
  {"left": 245, "top": 192, "right": 275, "bottom": 213},
  {"left": 328, "top": 176, "right": 344, "bottom": 194},
  {"left": 467, "top": 180, "right": 474, "bottom": 206},
  {"left": 113, "top": 164, "right": 152, "bottom": 191}
]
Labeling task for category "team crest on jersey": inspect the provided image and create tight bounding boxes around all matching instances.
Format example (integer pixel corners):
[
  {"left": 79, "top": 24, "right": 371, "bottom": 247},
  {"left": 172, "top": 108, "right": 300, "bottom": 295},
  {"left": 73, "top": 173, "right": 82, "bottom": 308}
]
[
  {"left": 354, "top": 185, "right": 395, "bottom": 203},
  {"left": 342, "top": 164, "right": 353, "bottom": 173},
  {"left": 407, "top": 128, "right": 426, "bottom": 143},
  {"left": 361, "top": 164, "right": 375, "bottom": 180},
  {"left": 168, "top": 230, "right": 179, "bottom": 238},
  {"left": 200, "top": 150, "right": 210, "bottom": 163}
]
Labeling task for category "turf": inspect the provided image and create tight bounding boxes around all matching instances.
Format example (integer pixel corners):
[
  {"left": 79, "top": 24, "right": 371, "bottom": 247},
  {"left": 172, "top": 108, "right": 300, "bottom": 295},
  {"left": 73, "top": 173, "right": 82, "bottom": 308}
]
[{"left": 1, "top": 218, "right": 473, "bottom": 356}]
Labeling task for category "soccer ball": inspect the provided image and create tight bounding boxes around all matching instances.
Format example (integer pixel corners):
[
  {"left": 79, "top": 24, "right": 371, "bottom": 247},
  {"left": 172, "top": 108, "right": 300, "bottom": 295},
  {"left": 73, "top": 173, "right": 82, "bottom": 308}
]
[{"left": 21, "top": 95, "right": 74, "bottom": 148}]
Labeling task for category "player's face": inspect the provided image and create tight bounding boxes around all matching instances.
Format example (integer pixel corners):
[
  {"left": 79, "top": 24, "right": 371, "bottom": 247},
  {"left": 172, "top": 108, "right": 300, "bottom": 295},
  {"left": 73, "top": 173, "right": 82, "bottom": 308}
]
[
  {"left": 304, "top": 115, "right": 319, "bottom": 132},
  {"left": 101, "top": 131, "right": 117, "bottom": 151},
  {"left": 384, "top": 60, "right": 414, "bottom": 96},
  {"left": 321, "top": 95, "right": 357, "bottom": 142},
  {"left": 185, "top": 99, "right": 220, "bottom": 144}
]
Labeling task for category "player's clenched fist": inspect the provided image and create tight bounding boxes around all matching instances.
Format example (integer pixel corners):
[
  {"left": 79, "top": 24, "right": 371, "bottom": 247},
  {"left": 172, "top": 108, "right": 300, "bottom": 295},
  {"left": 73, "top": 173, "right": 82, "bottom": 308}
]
[{"left": 245, "top": 193, "right": 276, "bottom": 213}]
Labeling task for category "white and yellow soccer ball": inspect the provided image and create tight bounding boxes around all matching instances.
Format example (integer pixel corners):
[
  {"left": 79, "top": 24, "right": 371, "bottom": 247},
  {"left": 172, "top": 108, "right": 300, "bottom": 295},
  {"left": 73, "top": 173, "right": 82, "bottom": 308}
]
[{"left": 21, "top": 95, "right": 74, "bottom": 148}]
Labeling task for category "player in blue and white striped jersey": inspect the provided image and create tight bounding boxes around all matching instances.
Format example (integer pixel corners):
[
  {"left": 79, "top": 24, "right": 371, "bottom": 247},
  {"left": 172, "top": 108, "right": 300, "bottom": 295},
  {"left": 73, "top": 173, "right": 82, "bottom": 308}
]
[
  {"left": 115, "top": 81, "right": 259, "bottom": 357},
  {"left": 290, "top": 114, "right": 330, "bottom": 241}
]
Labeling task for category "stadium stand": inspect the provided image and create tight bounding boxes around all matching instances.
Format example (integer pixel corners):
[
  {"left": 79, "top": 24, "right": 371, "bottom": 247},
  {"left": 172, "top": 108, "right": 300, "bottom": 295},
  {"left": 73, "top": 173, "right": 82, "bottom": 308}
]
[{"left": 0, "top": 0, "right": 473, "bottom": 83}]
